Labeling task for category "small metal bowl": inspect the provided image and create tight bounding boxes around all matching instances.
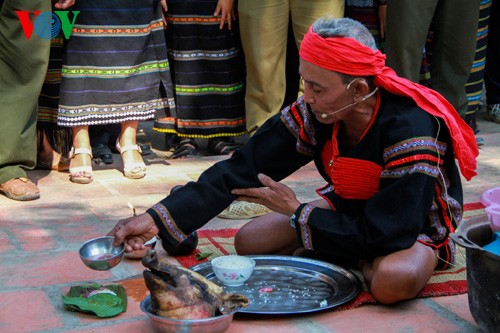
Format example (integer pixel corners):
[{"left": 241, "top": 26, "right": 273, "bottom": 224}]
[
  {"left": 140, "top": 295, "right": 235, "bottom": 333},
  {"left": 79, "top": 236, "right": 124, "bottom": 271}
]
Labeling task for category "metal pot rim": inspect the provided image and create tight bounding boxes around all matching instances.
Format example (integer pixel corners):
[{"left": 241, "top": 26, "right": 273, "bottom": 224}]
[{"left": 451, "top": 215, "right": 500, "bottom": 259}]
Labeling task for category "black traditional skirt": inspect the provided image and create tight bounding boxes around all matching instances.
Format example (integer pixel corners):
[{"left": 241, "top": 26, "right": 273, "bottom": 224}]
[
  {"left": 57, "top": 0, "right": 175, "bottom": 127},
  {"left": 153, "top": 0, "right": 246, "bottom": 138},
  {"left": 38, "top": 36, "right": 71, "bottom": 155}
]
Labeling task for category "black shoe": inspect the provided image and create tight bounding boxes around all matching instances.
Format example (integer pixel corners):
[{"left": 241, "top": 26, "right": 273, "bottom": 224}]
[
  {"left": 138, "top": 143, "right": 152, "bottom": 156},
  {"left": 207, "top": 137, "right": 242, "bottom": 156},
  {"left": 170, "top": 138, "right": 199, "bottom": 159},
  {"left": 92, "top": 143, "right": 114, "bottom": 164}
]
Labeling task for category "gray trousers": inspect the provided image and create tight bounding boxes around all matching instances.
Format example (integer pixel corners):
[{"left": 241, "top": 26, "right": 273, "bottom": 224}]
[
  {"left": 0, "top": 0, "right": 51, "bottom": 183},
  {"left": 385, "top": 0, "right": 481, "bottom": 117}
]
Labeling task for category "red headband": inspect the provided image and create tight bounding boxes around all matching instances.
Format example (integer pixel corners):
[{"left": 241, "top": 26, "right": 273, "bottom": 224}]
[
  {"left": 300, "top": 28, "right": 386, "bottom": 76},
  {"left": 299, "top": 27, "right": 478, "bottom": 180}
]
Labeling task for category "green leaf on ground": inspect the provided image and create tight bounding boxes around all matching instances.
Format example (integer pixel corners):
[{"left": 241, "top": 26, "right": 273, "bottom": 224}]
[
  {"left": 195, "top": 252, "right": 213, "bottom": 260},
  {"left": 62, "top": 283, "right": 127, "bottom": 318}
]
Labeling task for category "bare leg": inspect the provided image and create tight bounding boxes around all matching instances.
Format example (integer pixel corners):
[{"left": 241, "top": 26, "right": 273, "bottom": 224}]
[
  {"left": 36, "top": 130, "right": 70, "bottom": 171},
  {"left": 236, "top": 196, "right": 438, "bottom": 305},
  {"left": 69, "top": 126, "right": 93, "bottom": 183},
  {"left": 118, "top": 121, "right": 140, "bottom": 159},
  {"left": 361, "top": 242, "right": 439, "bottom": 304},
  {"left": 235, "top": 212, "right": 299, "bottom": 255},
  {"left": 234, "top": 198, "right": 331, "bottom": 255},
  {"left": 117, "top": 121, "right": 146, "bottom": 178}
]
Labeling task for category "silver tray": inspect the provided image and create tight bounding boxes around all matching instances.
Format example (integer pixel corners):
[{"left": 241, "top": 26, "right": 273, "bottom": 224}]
[{"left": 190, "top": 255, "right": 362, "bottom": 315}]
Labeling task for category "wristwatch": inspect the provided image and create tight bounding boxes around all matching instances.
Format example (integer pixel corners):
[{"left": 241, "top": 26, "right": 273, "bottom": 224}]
[{"left": 289, "top": 214, "right": 297, "bottom": 229}]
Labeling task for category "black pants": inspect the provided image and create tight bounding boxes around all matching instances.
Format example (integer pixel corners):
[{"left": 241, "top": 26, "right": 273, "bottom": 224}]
[
  {"left": 485, "top": 0, "right": 500, "bottom": 105},
  {"left": 89, "top": 124, "right": 120, "bottom": 148}
]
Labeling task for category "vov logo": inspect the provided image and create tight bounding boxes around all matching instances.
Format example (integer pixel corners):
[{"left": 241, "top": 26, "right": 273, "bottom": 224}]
[{"left": 16, "top": 11, "right": 80, "bottom": 40}]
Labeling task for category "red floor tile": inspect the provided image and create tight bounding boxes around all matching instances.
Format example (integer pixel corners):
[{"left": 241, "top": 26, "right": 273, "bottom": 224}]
[
  {"left": 1, "top": 120, "right": 497, "bottom": 332},
  {"left": 0, "top": 290, "right": 64, "bottom": 333}
]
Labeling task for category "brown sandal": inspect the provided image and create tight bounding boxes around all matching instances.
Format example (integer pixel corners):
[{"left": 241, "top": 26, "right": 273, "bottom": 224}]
[{"left": 0, "top": 177, "right": 40, "bottom": 201}]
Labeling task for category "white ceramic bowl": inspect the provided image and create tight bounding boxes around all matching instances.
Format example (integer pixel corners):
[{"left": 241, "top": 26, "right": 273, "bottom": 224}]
[{"left": 211, "top": 255, "right": 256, "bottom": 287}]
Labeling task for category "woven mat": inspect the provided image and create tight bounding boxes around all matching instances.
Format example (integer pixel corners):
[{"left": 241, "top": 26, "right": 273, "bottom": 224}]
[{"left": 175, "top": 203, "right": 485, "bottom": 310}]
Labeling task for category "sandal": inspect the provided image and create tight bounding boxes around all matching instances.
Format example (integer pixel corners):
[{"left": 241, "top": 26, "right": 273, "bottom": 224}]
[
  {"left": 69, "top": 147, "right": 93, "bottom": 184},
  {"left": 115, "top": 140, "right": 146, "bottom": 179},
  {"left": 165, "top": 133, "right": 180, "bottom": 152},
  {"left": 207, "top": 137, "right": 242, "bottom": 156},
  {"left": 0, "top": 177, "right": 40, "bottom": 201},
  {"left": 171, "top": 138, "right": 199, "bottom": 159}
]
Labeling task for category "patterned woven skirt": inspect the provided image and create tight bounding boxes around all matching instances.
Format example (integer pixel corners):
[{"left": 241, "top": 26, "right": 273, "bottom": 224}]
[
  {"left": 38, "top": 36, "right": 71, "bottom": 155},
  {"left": 464, "top": 0, "right": 492, "bottom": 129},
  {"left": 57, "top": 0, "right": 175, "bottom": 127},
  {"left": 153, "top": 0, "right": 246, "bottom": 138}
]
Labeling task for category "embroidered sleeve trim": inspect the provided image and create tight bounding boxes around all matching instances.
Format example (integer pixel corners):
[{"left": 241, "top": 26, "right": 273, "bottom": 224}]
[
  {"left": 280, "top": 96, "right": 316, "bottom": 156},
  {"left": 297, "top": 204, "right": 315, "bottom": 250},
  {"left": 383, "top": 137, "right": 446, "bottom": 161},
  {"left": 385, "top": 154, "right": 442, "bottom": 168},
  {"left": 382, "top": 137, "right": 446, "bottom": 179},
  {"left": 381, "top": 163, "right": 440, "bottom": 178},
  {"left": 315, "top": 184, "right": 337, "bottom": 210},
  {"left": 151, "top": 203, "right": 187, "bottom": 243}
]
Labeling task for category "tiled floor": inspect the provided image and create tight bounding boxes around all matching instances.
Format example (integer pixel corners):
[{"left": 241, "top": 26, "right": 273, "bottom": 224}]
[{"left": 0, "top": 112, "right": 498, "bottom": 333}]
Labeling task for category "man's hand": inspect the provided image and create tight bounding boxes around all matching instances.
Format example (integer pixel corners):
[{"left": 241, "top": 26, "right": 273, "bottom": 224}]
[
  {"left": 160, "top": 0, "right": 168, "bottom": 29},
  {"left": 214, "top": 0, "right": 235, "bottom": 30},
  {"left": 231, "top": 173, "right": 301, "bottom": 216},
  {"left": 54, "top": 0, "right": 75, "bottom": 9},
  {"left": 108, "top": 213, "right": 159, "bottom": 252}
]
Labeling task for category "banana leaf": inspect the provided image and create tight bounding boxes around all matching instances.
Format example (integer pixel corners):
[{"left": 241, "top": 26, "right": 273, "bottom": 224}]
[{"left": 62, "top": 283, "right": 127, "bottom": 318}]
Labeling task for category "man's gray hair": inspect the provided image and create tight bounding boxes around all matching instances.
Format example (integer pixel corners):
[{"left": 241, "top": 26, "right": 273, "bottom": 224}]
[
  {"left": 311, "top": 17, "right": 377, "bottom": 85},
  {"left": 312, "top": 17, "right": 377, "bottom": 51}
]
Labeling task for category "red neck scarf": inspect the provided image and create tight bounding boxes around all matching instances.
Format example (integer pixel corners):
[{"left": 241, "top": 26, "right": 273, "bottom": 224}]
[{"left": 299, "top": 27, "right": 478, "bottom": 180}]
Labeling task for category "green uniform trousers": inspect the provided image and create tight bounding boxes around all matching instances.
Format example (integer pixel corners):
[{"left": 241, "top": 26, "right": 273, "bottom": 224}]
[
  {"left": 238, "top": 0, "right": 344, "bottom": 132},
  {"left": 385, "top": 0, "right": 481, "bottom": 117},
  {"left": 0, "top": 0, "right": 51, "bottom": 184}
]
